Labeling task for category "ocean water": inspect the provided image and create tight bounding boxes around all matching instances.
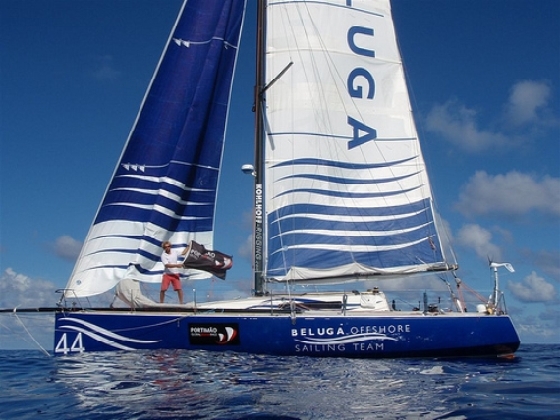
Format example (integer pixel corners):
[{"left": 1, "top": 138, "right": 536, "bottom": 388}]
[{"left": 0, "top": 344, "right": 558, "bottom": 419}]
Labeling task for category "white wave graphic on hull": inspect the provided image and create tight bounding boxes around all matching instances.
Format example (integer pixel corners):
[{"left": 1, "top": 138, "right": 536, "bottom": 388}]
[
  {"left": 59, "top": 317, "right": 159, "bottom": 351},
  {"left": 296, "top": 332, "right": 398, "bottom": 346}
]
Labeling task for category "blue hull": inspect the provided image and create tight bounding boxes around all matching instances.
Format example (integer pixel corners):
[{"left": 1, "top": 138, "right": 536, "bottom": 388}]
[{"left": 54, "top": 310, "right": 520, "bottom": 358}]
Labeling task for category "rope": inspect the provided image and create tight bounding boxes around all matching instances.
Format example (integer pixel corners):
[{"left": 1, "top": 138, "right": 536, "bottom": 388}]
[
  {"left": 458, "top": 282, "right": 488, "bottom": 303},
  {"left": 12, "top": 308, "right": 51, "bottom": 357}
]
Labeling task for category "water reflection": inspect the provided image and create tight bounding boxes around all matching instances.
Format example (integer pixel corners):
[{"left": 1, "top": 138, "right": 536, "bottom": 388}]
[{"left": 50, "top": 347, "right": 556, "bottom": 420}]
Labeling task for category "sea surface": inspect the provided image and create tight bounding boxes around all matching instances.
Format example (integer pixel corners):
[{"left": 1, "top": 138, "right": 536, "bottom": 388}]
[{"left": 0, "top": 344, "right": 558, "bottom": 419}]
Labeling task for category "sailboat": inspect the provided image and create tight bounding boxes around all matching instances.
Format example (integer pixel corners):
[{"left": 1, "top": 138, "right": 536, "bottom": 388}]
[{"left": 51, "top": 0, "right": 520, "bottom": 357}]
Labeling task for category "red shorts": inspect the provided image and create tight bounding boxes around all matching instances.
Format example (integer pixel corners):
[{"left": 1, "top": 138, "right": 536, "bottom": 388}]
[{"left": 161, "top": 273, "right": 181, "bottom": 291}]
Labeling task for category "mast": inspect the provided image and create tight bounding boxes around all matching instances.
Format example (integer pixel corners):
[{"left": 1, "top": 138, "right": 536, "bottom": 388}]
[{"left": 252, "top": 0, "right": 266, "bottom": 295}]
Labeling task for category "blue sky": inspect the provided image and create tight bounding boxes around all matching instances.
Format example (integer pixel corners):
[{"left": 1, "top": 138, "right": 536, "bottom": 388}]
[{"left": 1, "top": 0, "right": 558, "bottom": 349}]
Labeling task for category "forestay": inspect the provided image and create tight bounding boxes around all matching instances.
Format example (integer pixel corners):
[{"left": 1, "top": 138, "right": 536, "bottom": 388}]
[
  {"left": 65, "top": 0, "right": 246, "bottom": 297},
  {"left": 263, "top": 0, "right": 451, "bottom": 283}
]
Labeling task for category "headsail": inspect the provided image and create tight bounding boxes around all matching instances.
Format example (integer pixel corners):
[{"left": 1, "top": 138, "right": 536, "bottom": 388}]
[
  {"left": 263, "top": 0, "right": 452, "bottom": 283},
  {"left": 65, "top": 0, "right": 246, "bottom": 297}
]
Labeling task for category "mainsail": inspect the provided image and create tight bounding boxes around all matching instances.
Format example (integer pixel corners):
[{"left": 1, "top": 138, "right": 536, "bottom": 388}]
[
  {"left": 65, "top": 0, "right": 246, "bottom": 297},
  {"left": 263, "top": 0, "right": 451, "bottom": 283}
]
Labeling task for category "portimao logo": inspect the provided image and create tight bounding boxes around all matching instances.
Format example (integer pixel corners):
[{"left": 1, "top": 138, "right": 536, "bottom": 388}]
[{"left": 189, "top": 323, "right": 240, "bottom": 345}]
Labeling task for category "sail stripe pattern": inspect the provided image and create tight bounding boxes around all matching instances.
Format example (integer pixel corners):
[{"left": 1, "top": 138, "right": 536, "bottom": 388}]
[
  {"left": 66, "top": 0, "right": 246, "bottom": 297},
  {"left": 264, "top": 0, "right": 447, "bottom": 282}
]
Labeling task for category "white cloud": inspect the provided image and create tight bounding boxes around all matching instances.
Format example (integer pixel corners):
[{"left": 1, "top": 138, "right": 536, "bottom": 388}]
[
  {"left": 505, "top": 80, "right": 551, "bottom": 126},
  {"left": 455, "top": 224, "right": 502, "bottom": 261},
  {"left": 235, "top": 211, "right": 255, "bottom": 260},
  {"left": 425, "top": 79, "right": 557, "bottom": 153},
  {"left": 521, "top": 249, "right": 560, "bottom": 283},
  {"left": 425, "top": 100, "right": 507, "bottom": 152},
  {"left": 0, "top": 268, "right": 57, "bottom": 308},
  {"left": 508, "top": 271, "right": 557, "bottom": 303},
  {"left": 50, "top": 235, "right": 83, "bottom": 261},
  {"left": 0, "top": 268, "right": 55, "bottom": 350},
  {"left": 237, "top": 234, "right": 253, "bottom": 259},
  {"left": 514, "top": 317, "right": 560, "bottom": 343},
  {"left": 456, "top": 171, "right": 560, "bottom": 218}
]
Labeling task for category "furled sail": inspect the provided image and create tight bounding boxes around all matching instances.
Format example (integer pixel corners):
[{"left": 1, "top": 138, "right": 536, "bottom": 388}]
[
  {"left": 263, "top": 0, "right": 452, "bottom": 283},
  {"left": 65, "top": 0, "right": 246, "bottom": 297}
]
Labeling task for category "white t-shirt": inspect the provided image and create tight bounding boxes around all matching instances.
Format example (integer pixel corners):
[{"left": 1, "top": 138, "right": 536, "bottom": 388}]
[{"left": 162, "top": 249, "right": 182, "bottom": 274}]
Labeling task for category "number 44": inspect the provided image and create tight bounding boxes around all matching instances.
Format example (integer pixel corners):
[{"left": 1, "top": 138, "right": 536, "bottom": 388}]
[{"left": 55, "top": 333, "right": 85, "bottom": 354}]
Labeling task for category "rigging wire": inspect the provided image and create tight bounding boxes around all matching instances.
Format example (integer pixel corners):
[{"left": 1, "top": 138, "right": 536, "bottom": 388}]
[{"left": 11, "top": 308, "right": 51, "bottom": 357}]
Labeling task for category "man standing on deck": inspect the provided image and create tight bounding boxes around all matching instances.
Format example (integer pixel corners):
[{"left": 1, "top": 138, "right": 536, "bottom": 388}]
[{"left": 160, "top": 241, "right": 187, "bottom": 304}]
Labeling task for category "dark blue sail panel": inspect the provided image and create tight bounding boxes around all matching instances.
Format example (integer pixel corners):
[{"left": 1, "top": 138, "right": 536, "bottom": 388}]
[
  {"left": 67, "top": 0, "right": 246, "bottom": 297},
  {"left": 266, "top": 199, "right": 444, "bottom": 279},
  {"left": 95, "top": 0, "right": 245, "bottom": 234}
]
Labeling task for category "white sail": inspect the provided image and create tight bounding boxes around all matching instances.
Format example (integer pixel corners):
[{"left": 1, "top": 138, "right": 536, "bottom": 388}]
[{"left": 263, "top": 0, "right": 450, "bottom": 282}]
